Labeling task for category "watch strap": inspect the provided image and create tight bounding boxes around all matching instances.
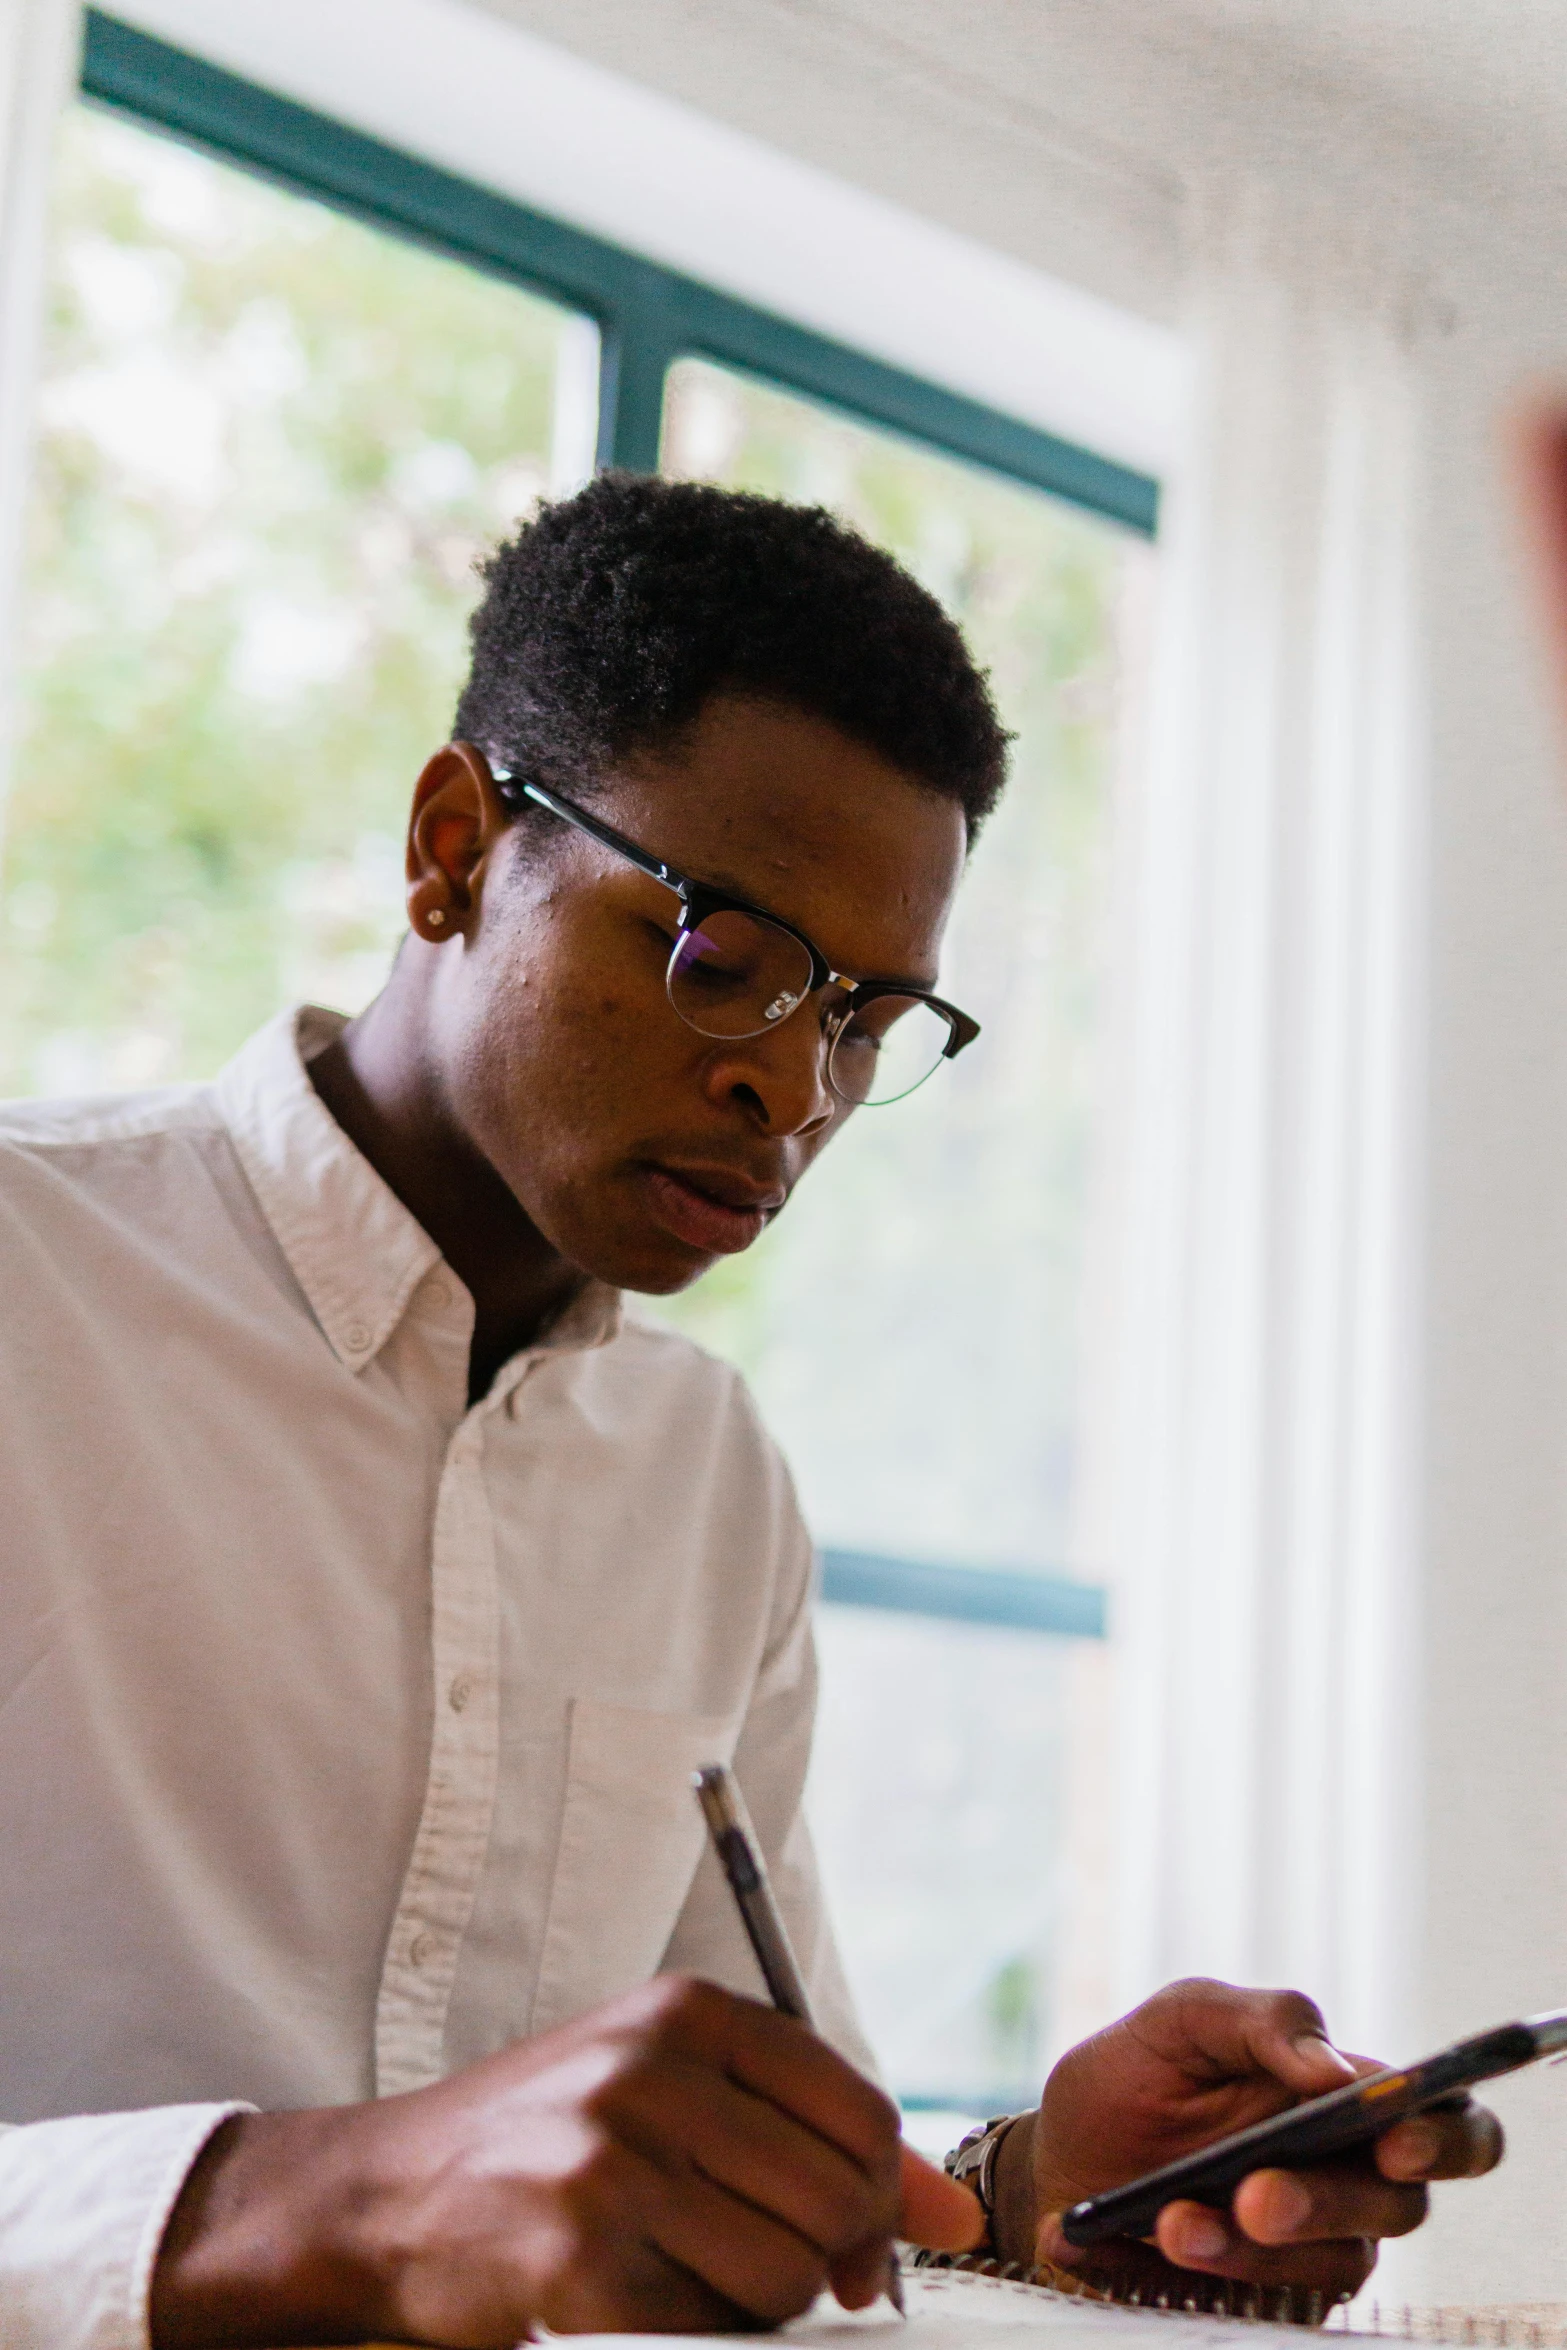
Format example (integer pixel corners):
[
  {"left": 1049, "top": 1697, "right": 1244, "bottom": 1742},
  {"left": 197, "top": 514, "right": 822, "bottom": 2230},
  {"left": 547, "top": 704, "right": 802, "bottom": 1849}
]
[{"left": 943, "top": 2112, "right": 1028, "bottom": 2243}]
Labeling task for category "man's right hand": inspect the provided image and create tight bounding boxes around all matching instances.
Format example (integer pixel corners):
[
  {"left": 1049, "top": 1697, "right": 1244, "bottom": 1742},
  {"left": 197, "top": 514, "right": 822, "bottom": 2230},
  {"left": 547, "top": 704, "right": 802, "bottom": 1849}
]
[{"left": 149, "top": 1974, "right": 982, "bottom": 2346}]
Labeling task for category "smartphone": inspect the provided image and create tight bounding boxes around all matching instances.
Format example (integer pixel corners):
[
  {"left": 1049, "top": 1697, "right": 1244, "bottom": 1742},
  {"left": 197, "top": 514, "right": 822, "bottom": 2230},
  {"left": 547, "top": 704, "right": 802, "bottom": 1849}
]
[{"left": 1060, "top": 2007, "right": 1567, "bottom": 2249}]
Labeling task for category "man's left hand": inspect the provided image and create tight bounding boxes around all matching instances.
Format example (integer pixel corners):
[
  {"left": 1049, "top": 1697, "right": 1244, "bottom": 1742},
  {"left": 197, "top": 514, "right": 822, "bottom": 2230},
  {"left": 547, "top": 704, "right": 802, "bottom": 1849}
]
[{"left": 992, "top": 1979, "right": 1503, "bottom": 2305}]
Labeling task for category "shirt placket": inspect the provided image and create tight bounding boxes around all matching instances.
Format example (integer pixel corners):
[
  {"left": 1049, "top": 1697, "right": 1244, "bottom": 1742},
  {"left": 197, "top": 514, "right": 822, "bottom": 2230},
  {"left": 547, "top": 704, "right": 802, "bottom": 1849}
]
[{"left": 373, "top": 1406, "right": 504, "bottom": 2097}]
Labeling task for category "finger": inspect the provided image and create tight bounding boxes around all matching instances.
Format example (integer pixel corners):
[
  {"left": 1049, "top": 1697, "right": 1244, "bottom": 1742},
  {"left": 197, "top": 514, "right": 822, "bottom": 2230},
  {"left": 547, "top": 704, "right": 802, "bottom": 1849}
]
[
  {"left": 1135, "top": 1980, "right": 1357, "bottom": 2098},
  {"left": 1233, "top": 2163, "right": 1427, "bottom": 2245},
  {"left": 1227, "top": 1992, "right": 1358, "bottom": 2099},
  {"left": 524, "top": 2143, "right": 766, "bottom": 2339},
  {"left": 830, "top": 2233, "right": 901, "bottom": 2311},
  {"left": 618, "top": 2059, "right": 975, "bottom": 2267},
  {"left": 1036, "top": 2207, "right": 1374, "bottom": 2306},
  {"left": 898, "top": 2143, "right": 986, "bottom": 2251},
  {"left": 830, "top": 2150, "right": 982, "bottom": 2311},
  {"left": 1377, "top": 2100, "right": 1505, "bottom": 2182},
  {"left": 644, "top": 2153, "right": 838, "bottom": 2328},
  {"left": 1152, "top": 2202, "right": 1376, "bottom": 2297},
  {"left": 1037, "top": 2214, "right": 1208, "bottom": 2296},
  {"left": 613, "top": 2053, "right": 893, "bottom": 2259},
  {"left": 1033, "top": 2211, "right": 1163, "bottom": 2289},
  {"left": 666, "top": 1980, "right": 901, "bottom": 2174},
  {"left": 548, "top": 2234, "right": 756, "bottom": 2339}
]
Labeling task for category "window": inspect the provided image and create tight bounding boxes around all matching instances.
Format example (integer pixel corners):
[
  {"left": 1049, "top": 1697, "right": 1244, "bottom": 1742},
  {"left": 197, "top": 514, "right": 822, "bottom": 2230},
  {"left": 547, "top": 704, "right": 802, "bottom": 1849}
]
[
  {"left": 659, "top": 361, "right": 1149, "bottom": 2127},
  {"left": 1, "top": 101, "right": 596, "bottom": 1095},
  {"left": 3, "top": 12, "right": 1158, "bottom": 2143}
]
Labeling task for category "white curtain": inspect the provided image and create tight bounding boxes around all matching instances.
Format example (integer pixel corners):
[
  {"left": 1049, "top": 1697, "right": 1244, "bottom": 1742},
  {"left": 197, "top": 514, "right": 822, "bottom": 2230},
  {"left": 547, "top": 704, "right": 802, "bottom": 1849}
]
[
  {"left": 0, "top": 0, "right": 77, "bottom": 801},
  {"left": 1105, "top": 180, "right": 1429, "bottom": 2062}
]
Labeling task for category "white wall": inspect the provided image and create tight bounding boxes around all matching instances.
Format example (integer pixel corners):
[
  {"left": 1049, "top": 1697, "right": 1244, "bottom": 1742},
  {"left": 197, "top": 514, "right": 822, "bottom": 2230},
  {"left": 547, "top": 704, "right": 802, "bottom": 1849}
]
[{"left": 1410, "top": 214, "right": 1567, "bottom": 2304}]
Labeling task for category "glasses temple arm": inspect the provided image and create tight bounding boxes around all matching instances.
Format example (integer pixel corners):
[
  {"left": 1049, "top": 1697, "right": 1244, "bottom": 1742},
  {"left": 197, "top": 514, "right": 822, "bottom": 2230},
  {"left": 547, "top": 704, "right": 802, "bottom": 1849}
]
[{"left": 492, "top": 770, "right": 685, "bottom": 895}]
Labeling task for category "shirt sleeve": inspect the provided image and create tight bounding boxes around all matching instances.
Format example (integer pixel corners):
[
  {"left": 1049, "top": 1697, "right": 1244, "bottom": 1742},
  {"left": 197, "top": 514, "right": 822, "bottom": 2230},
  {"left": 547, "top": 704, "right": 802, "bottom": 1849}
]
[
  {"left": 657, "top": 1429, "right": 878, "bottom": 2081},
  {"left": 0, "top": 2103, "right": 252, "bottom": 2350}
]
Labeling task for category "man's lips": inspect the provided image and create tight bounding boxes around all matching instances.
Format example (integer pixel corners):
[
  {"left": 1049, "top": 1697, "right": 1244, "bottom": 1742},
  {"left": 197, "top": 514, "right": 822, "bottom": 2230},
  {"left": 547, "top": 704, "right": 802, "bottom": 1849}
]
[{"left": 638, "top": 1163, "right": 786, "bottom": 1255}]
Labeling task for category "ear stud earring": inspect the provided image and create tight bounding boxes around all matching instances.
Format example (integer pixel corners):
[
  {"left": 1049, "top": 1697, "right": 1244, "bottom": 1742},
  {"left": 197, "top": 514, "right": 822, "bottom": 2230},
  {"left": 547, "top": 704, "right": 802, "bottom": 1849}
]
[{"left": 427, "top": 907, "right": 446, "bottom": 928}]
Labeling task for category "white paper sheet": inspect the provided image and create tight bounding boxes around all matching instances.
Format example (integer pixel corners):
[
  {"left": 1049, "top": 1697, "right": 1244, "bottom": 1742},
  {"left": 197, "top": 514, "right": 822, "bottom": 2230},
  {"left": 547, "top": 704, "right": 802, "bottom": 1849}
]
[{"left": 567, "top": 2263, "right": 1341, "bottom": 2350}]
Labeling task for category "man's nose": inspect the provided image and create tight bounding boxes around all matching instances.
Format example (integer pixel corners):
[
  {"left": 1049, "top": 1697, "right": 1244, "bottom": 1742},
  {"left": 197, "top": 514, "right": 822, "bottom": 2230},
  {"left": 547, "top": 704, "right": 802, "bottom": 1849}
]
[{"left": 700, "top": 1006, "right": 840, "bottom": 1136}]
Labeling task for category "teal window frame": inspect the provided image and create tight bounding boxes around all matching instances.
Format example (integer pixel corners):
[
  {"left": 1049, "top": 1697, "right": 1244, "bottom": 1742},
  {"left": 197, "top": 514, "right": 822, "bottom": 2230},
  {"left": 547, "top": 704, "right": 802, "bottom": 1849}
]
[
  {"left": 74, "top": 10, "right": 1141, "bottom": 1636},
  {"left": 820, "top": 1552, "right": 1105, "bottom": 1639},
  {"left": 80, "top": 11, "right": 1158, "bottom": 535}
]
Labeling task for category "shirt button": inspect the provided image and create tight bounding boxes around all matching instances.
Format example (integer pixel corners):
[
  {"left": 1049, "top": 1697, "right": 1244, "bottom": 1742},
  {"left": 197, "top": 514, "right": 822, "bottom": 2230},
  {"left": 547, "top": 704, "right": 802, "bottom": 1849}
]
[
  {"left": 409, "top": 1930, "right": 434, "bottom": 1968},
  {"left": 344, "top": 1319, "right": 370, "bottom": 1354},
  {"left": 448, "top": 1673, "right": 473, "bottom": 1713}
]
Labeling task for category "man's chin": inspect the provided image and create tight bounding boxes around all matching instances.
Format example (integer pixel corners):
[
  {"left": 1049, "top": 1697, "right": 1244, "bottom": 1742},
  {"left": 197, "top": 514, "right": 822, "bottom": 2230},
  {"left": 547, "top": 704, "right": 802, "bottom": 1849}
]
[
  {"left": 529, "top": 1198, "right": 707, "bottom": 1295},
  {"left": 568, "top": 1231, "right": 723, "bottom": 1297},
  {"left": 555, "top": 1215, "right": 754, "bottom": 1299},
  {"left": 621, "top": 1253, "right": 723, "bottom": 1298},
  {"left": 539, "top": 1168, "right": 777, "bottom": 1296}
]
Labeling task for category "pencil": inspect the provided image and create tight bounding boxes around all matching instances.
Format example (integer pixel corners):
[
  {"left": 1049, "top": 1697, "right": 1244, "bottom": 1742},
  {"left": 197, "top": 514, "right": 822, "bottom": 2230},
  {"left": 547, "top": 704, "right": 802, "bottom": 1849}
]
[{"left": 693, "top": 1762, "right": 905, "bottom": 2318}]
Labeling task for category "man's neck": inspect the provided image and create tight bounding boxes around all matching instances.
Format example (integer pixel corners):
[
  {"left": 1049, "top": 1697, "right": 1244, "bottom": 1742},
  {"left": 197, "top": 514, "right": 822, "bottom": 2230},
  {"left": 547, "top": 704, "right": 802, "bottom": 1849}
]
[{"left": 307, "top": 990, "right": 587, "bottom": 1404}]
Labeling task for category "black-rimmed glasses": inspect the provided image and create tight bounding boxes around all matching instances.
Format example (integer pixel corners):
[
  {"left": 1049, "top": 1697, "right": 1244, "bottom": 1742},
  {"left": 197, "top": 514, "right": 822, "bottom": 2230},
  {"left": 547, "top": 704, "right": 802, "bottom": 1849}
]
[{"left": 488, "top": 767, "right": 980, "bottom": 1107}]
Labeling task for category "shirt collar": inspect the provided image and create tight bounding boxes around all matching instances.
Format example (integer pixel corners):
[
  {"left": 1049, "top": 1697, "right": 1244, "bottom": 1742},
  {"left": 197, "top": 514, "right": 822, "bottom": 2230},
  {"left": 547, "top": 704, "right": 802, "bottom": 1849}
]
[{"left": 215, "top": 1006, "right": 622, "bottom": 1375}]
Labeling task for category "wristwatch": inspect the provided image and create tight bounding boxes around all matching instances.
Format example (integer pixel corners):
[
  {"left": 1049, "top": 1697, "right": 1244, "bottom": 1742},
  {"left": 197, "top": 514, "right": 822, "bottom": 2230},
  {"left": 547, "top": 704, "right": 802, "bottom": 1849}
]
[
  {"left": 944, "top": 2112, "right": 1026, "bottom": 2246},
  {"left": 912, "top": 2111, "right": 1099, "bottom": 2297}
]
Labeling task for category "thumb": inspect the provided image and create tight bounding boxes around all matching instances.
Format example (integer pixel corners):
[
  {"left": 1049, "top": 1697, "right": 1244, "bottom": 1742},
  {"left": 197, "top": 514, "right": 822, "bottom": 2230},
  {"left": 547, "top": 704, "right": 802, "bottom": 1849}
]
[
  {"left": 897, "top": 2141, "right": 987, "bottom": 2251},
  {"left": 1249, "top": 2017, "right": 1358, "bottom": 2098},
  {"left": 1157, "top": 1982, "right": 1357, "bottom": 2097}
]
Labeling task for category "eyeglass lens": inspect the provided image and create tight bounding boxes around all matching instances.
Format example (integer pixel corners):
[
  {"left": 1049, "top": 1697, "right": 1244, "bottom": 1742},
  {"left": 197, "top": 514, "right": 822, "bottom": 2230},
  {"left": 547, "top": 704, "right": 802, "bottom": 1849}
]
[
  {"left": 829, "top": 994, "right": 954, "bottom": 1106},
  {"left": 665, "top": 910, "right": 952, "bottom": 1105},
  {"left": 667, "top": 909, "right": 813, "bottom": 1037}
]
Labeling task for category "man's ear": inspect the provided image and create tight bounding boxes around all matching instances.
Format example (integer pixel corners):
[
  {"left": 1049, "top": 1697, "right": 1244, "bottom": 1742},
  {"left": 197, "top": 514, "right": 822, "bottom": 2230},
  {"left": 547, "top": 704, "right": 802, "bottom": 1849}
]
[{"left": 405, "top": 741, "right": 510, "bottom": 941}]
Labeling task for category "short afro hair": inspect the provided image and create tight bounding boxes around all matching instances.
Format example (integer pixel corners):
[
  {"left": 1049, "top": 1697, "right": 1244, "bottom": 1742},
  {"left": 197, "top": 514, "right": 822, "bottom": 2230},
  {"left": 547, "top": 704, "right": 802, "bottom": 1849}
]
[{"left": 453, "top": 472, "right": 1009, "bottom": 835}]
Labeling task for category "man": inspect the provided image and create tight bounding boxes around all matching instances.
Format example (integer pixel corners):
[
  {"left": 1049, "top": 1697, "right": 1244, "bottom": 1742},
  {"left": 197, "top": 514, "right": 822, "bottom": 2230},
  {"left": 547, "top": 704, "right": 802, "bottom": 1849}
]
[{"left": 0, "top": 477, "right": 1496, "bottom": 2348}]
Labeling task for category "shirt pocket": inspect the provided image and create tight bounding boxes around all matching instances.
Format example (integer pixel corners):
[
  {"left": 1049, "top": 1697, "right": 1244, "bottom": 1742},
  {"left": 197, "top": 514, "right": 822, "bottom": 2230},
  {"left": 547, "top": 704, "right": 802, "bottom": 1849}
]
[{"left": 528, "top": 1697, "right": 741, "bottom": 2038}]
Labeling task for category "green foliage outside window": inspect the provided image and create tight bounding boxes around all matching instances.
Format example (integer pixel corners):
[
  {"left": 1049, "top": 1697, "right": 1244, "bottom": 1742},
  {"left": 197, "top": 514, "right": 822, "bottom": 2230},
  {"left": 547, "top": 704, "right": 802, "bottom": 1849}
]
[{"left": 1, "top": 104, "right": 589, "bottom": 1095}]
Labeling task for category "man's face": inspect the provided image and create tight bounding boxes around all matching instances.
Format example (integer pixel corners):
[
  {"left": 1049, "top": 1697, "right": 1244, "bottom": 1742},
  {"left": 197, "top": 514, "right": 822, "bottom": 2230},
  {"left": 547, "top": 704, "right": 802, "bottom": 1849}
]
[{"left": 414, "top": 693, "right": 968, "bottom": 1293}]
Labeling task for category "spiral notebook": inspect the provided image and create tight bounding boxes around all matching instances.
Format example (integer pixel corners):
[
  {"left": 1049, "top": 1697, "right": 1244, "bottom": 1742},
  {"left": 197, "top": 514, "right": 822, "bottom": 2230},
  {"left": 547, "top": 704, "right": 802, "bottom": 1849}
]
[{"left": 550, "top": 2253, "right": 1567, "bottom": 2350}]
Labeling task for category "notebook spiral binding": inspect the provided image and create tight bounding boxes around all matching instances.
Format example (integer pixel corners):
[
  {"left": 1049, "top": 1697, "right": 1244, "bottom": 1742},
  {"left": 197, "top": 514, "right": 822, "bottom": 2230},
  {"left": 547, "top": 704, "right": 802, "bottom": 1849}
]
[{"left": 907, "top": 2250, "right": 1567, "bottom": 2344}]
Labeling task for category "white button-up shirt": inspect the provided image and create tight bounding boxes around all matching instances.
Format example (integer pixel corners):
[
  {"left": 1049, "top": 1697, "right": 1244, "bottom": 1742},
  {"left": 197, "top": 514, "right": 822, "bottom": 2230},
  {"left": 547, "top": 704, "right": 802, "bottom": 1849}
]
[{"left": 0, "top": 1006, "right": 864, "bottom": 2349}]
